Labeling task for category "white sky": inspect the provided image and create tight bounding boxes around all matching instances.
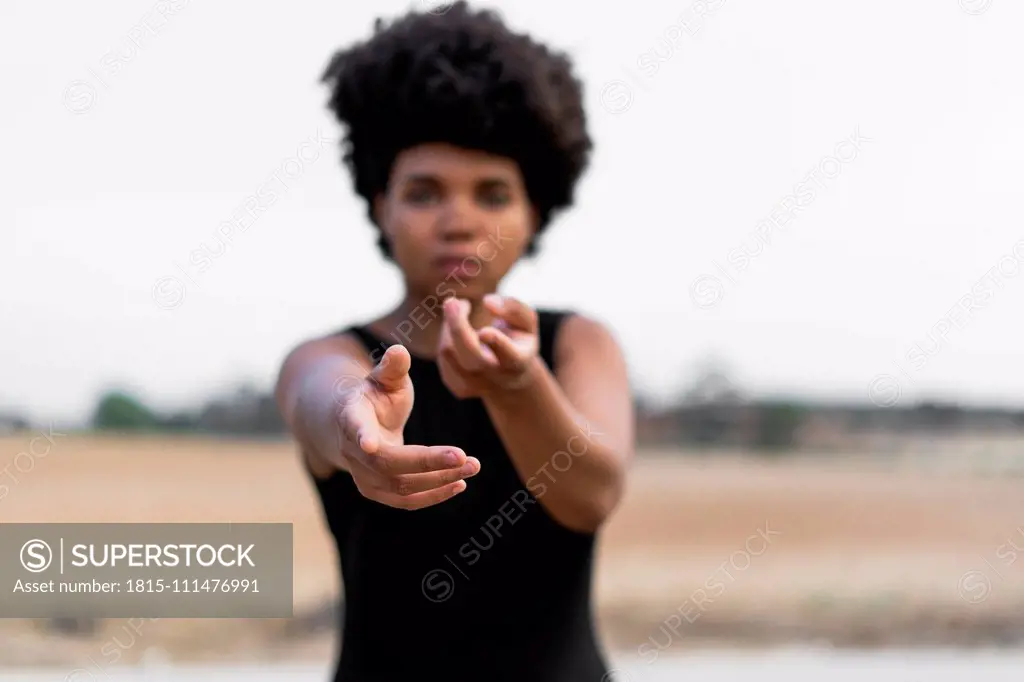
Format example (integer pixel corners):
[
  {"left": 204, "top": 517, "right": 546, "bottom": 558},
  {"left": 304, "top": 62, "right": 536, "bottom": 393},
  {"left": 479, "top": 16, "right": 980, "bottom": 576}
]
[{"left": 3, "top": 0, "right": 1023, "bottom": 425}]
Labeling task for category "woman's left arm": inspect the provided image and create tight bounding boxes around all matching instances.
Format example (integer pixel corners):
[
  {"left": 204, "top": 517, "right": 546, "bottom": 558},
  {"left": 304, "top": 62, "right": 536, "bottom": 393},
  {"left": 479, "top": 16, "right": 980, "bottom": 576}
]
[{"left": 481, "top": 314, "right": 635, "bottom": 533}]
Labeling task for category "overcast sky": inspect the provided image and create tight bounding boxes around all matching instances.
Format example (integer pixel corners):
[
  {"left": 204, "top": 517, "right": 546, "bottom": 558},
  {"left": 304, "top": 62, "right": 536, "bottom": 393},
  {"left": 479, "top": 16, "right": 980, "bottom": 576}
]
[{"left": 3, "top": 0, "right": 1023, "bottom": 425}]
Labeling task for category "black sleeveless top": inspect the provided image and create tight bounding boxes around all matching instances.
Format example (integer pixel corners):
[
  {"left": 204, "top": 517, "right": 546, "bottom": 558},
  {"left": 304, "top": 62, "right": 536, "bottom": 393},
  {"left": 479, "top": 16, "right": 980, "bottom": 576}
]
[{"left": 310, "top": 309, "right": 610, "bottom": 682}]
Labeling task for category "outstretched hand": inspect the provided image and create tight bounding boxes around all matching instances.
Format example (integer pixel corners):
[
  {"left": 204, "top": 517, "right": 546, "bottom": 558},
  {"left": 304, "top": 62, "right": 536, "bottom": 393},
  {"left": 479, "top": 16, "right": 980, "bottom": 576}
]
[
  {"left": 334, "top": 344, "right": 480, "bottom": 509},
  {"left": 437, "top": 294, "right": 540, "bottom": 399}
]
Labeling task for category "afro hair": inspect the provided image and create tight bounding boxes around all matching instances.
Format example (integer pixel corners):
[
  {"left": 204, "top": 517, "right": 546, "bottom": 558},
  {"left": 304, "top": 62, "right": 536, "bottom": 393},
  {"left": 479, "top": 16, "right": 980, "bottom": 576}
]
[{"left": 320, "top": 1, "right": 593, "bottom": 258}]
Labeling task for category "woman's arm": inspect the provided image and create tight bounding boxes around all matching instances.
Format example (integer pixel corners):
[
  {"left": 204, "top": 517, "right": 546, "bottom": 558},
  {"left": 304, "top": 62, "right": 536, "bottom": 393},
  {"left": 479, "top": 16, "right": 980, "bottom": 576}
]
[
  {"left": 481, "top": 314, "right": 635, "bottom": 533},
  {"left": 274, "top": 334, "right": 374, "bottom": 477}
]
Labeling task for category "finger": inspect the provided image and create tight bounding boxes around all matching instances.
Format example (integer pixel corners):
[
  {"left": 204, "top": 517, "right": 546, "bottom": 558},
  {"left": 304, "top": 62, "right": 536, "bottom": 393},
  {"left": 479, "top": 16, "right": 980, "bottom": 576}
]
[
  {"left": 478, "top": 326, "right": 529, "bottom": 370},
  {"left": 389, "top": 457, "right": 480, "bottom": 496},
  {"left": 455, "top": 297, "right": 498, "bottom": 363},
  {"left": 378, "top": 479, "right": 468, "bottom": 510},
  {"left": 443, "top": 298, "right": 479, "bottom": 363},
  {"left": 442, "top": 298, "right": 496, "bottom": 370},
  {"left": 483, "top": 294, "right": 537, "bottom": 333},
  {"left": 339, "top": 398, "right": 381, "bottom": 454},
  {"left": 369, "top": 344, "right": 411, "bottom": 392},
  {"left": 366, "top": 443, "right": 469, "bottom": 475}
]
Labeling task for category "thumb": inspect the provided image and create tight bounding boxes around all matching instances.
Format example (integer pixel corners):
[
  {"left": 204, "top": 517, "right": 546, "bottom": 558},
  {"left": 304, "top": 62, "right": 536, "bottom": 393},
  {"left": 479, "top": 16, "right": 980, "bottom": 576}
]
[
  {"left": 369, "top": 344, "right": 411, "bottom": 391},
  {"left": 483, "top": 294, "right": 536, "bottom": 332}
]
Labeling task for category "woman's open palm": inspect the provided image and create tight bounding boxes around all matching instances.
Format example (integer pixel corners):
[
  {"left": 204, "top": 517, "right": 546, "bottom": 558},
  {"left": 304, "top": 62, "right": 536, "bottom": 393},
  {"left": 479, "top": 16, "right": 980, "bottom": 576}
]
[{"left": 334, "top": 344, "right": 480, "bottom": 509}]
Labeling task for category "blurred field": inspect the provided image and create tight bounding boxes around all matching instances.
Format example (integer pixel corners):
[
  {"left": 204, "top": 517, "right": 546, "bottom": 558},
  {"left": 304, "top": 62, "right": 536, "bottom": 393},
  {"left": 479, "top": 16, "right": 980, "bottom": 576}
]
[{"left": 2, "top": 434, "right": 1024, "bottom": 666}]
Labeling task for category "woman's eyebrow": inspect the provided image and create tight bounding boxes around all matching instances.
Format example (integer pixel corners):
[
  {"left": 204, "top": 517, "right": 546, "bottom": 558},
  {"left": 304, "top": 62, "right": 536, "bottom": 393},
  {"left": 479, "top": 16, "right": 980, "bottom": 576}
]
[
  {"left": 476, "top": 176, "right": 512, "bottom": 187},
  {"left": 400, "top": 173, "right": 441, "bottom": 185}
]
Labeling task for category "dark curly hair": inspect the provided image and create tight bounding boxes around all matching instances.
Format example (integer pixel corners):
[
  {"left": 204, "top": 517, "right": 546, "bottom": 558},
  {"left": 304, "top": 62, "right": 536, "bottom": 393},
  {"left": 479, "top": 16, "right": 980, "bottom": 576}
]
[{"left": 320, "top": 1, "right": 593, "bottom": 259}]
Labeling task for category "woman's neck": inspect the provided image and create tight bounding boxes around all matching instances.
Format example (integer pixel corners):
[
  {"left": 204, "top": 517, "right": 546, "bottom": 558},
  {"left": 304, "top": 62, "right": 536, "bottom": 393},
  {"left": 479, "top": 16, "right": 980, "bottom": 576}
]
[{"left": 372, "top": 291, "right": 496, "bottom": 359}]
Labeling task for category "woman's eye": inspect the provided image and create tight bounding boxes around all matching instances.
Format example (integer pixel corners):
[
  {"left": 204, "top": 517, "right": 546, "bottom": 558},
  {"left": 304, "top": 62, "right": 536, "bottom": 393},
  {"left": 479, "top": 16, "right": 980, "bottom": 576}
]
[
  {"left": 405, "top": 187, "right": 438, "bottom": 204},
  {"left": 479, "top": 190, "right": 510, "bottom": 207}
]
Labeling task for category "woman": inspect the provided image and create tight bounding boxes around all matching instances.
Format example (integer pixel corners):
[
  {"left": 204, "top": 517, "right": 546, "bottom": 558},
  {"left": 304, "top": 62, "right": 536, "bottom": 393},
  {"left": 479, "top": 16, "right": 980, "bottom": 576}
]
[{"left": 275, "top": 3, "right": 635, "bottom": 680}]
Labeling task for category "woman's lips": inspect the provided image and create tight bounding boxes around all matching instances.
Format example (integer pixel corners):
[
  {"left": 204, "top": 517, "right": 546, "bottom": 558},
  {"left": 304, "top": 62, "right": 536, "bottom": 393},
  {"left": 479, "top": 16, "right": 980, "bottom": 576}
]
[{"left": 433, "top": 256, "right": 481, "bottom": 277}]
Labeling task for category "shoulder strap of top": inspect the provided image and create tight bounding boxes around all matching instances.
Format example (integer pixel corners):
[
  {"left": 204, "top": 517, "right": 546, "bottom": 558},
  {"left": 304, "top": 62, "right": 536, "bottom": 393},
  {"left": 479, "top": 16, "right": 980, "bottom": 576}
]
[{"left": 537, "top": 308, "right": 574, "bottom": 371}]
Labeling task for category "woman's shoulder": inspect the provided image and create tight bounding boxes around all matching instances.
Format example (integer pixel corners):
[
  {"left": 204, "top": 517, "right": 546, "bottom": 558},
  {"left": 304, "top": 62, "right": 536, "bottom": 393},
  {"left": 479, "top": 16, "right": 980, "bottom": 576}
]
[
  {"left": 539, "top": 308, "right": 625, "bottom": 369},
  {"left": 277, "top": 324, "right": 375, "bottom": 380},
  {"left": 536, "top": 307, "right": 618, "bottom": 340}
]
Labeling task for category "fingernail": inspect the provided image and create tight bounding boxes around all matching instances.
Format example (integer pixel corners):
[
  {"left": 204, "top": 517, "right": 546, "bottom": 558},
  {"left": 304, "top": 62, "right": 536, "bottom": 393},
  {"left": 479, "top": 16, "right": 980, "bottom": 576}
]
[
  {"left": 484, "top": 293, "right": 502, "bottom": 308},
  {"left": 445, "top": 449, "right": 462, "bottom": 466}
]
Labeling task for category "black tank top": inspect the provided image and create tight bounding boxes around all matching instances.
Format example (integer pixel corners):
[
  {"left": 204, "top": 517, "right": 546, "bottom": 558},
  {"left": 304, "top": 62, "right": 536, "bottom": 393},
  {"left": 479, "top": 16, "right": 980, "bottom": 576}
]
[{"left": 310, "top": 309, "right": 611, "bottom": 682}]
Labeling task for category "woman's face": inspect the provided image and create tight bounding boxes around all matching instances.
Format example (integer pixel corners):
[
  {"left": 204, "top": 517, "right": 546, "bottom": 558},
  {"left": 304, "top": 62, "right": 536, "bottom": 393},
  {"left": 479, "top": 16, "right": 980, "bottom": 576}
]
[{"left": 376, "top": 143, "right": 534, "bottom": 301}]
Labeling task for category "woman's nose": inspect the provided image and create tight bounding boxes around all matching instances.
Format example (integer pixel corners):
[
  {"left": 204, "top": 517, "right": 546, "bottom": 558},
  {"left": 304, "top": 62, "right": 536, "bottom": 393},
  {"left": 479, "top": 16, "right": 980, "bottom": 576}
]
[{"left": 436, "top": 197, "right": 482, "bottom": 241}]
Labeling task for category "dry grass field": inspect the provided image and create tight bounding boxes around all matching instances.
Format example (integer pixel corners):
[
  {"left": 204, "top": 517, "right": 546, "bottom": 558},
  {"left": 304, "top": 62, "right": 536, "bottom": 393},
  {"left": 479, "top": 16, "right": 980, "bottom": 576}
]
[{"left": 2, "top": 434, "right": 1024, "bottom": 666}]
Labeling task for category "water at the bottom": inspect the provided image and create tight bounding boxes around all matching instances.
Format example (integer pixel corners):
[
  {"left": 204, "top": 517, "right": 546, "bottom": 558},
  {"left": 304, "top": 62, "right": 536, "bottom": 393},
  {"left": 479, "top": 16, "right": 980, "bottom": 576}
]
[{"left": 4, "top": 649, "right": 1024, "bottom": 681}]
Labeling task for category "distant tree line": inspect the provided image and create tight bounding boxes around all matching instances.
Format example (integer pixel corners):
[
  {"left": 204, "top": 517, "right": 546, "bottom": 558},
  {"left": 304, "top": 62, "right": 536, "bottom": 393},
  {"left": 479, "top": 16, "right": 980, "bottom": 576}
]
[
  {"left": 4, "top": 359, "right": 1020, "bottom": 453},
  {"left": 85, "top": 381, "right": 811, "bottom": 450},
  {"left": 634, "top": 361, "right": 1024, "bottom": 453},
  {"left": 90, "top": 385, "right": 285, "bottom": 436}
]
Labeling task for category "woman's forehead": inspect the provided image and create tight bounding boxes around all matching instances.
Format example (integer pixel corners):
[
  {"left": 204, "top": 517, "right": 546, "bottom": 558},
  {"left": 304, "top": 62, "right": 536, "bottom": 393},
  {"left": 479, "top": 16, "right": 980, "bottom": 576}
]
[{"left": 392, "top": 143, "right": 521, "bottom": 180}]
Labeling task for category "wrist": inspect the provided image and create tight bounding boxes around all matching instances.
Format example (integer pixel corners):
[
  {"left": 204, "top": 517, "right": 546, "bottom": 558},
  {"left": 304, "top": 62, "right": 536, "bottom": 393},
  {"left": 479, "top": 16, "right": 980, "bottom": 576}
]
[{"left": 481, "top": 356, "right": 546, "bottom": 403}]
